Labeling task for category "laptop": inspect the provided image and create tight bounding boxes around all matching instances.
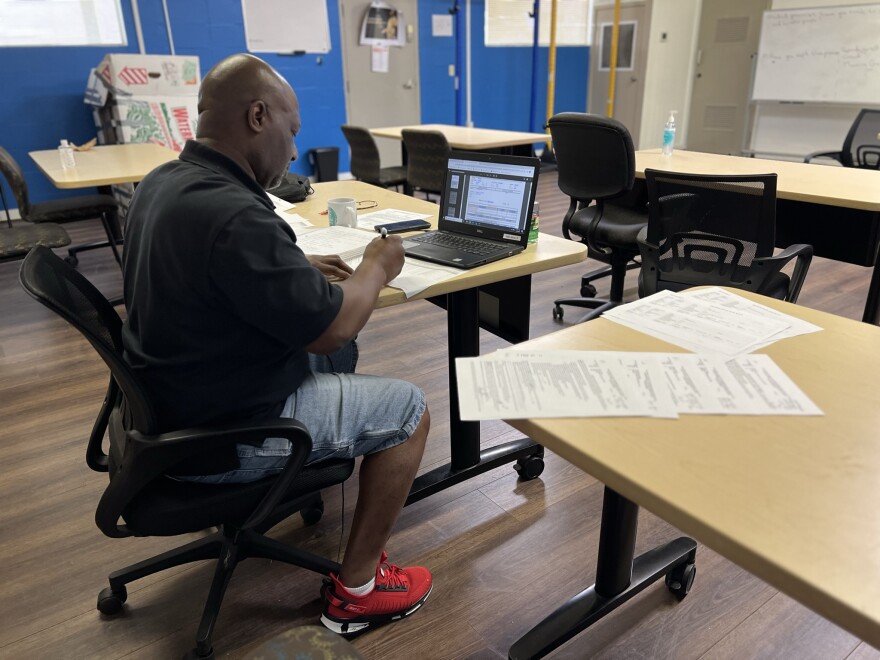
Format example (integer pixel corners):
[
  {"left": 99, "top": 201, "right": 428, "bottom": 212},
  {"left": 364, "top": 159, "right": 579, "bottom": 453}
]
[{"left": 403, "top": 151, "right": 540, "bottom": 269}]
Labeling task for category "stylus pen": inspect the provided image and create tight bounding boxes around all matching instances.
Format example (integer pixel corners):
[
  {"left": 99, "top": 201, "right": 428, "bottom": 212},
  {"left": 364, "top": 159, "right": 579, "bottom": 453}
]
[{"left": 380, "top": 227, "right": 388, "bottom": 239}]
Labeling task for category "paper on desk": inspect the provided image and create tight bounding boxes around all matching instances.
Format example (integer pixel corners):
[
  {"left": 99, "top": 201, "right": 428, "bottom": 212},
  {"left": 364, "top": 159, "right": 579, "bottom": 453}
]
[
  {"left": 268, "top": 191, "right": 295, "bottom": 211},
  {"left": 296, "top": 226, "right": 462, "bottom": 298},
  {"left": 279, "top": 213, "right": 313, "bottom": 229},
  {"left": 603, "top": 290, "right": 791, "bottom": 358},
  {"left": 457, "top": 350, "right": 822, "bottom": 420},
  {"left": 357, "top": 208, "right": 433, "bottom": 230}
]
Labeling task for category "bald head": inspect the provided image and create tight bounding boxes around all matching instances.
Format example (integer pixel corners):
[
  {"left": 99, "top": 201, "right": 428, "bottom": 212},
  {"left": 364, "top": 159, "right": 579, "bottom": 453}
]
[{"left": 196, "top": 54, "right": 301, "bottom": 189}]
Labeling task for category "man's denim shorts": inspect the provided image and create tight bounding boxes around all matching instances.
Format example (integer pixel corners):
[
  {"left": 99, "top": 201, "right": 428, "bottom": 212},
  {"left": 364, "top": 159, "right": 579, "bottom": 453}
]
[{"left": 181, "top": 342, "right": 426, "bottom": 484}]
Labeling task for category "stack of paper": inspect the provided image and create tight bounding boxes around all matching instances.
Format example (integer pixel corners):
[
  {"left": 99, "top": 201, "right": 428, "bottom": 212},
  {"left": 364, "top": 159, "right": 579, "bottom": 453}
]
[
  {"left": 603, "top": 288, "right": 821, "bottom": 357},
  {"left": 456, "top": 350, "right": 823, "bottom": 421}
]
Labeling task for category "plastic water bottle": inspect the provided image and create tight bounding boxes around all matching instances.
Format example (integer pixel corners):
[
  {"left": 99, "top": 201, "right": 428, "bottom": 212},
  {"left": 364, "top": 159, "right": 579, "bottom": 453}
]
[
  {"left": 58, "top": 139, "right": 76, "bottom": 169},
  {"left": 661, "top": 111, "right": 677, "bottom": 156},
  {"left": 528, "top": 201, "right": 540, "bottom": 244}
]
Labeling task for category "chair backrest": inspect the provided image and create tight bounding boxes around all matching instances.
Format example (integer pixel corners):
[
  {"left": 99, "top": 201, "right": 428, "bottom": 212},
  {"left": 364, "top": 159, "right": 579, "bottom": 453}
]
[
  {"left": 842, "top": 109, "right": 880, "bottom": 169},
  {"left": 18, "top": 246, "right": 158, "bottom": 437},
  {"left": 641, "top": 169, "right": 778, "bottom": 290},
  {"left": 0, "top": 145, "right": 32, "bottom": 217},
  {"left": 547, "top": 112, "right": 636, "bottom": 203},
  {"left": 340, "top": 125, "right": 382, "bottom": 183},
  {"left": 401, "top": 129, "right": 450, "bottom": 193}
]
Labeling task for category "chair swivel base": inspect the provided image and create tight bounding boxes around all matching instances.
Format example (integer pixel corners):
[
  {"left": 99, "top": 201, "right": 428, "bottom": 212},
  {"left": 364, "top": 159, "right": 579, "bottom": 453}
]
[{"left": 552, "top": 297, "right": 619, "bottom": 323}]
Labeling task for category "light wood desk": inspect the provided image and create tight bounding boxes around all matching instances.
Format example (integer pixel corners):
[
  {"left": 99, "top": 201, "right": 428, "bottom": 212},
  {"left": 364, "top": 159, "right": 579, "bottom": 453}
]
[
  {"left": 634, "top": 149, "right": 880, "bottom": 323},
  {"left": 371, "top": 124, "right": 550, "bottom": 151},
  {"left": 28, "top": 143, "right": 178, "bottom": 189},
  {"left": 507, "top": 289, "right": 880, "bottom": 658},
  {"left": 299, "top": 181, "right": 587, "bottom": 501}
]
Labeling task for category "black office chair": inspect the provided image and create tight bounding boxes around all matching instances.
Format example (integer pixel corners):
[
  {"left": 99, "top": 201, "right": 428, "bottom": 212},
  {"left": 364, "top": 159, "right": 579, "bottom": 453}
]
[
  {"left": 548, "top": 112, "right": 649, "bottom": 322},
  {"left": 0, "top": 145, "right": 122, "bottom": 266},
  {"left": 0, "top": 179, "right": 71, "bottom": 263},
  {"left": 804, "top": 108, "right": 880, "bottom": 169},
  {"left": 19, "top": 246, "right": 356, "bottom": 660},
  {"left": 340, "top": 124, "right": 407, "bottom": 190},
  {"left": 401, "top": 129, "right": 451, "bottom": 200},
  {"left": 638, "top": 169, "right": 813, "bottom": 302}
]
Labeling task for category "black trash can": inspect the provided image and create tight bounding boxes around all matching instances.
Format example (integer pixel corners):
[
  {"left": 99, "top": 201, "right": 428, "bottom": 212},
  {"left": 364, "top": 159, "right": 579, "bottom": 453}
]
[{"left": 308, "top": 147, "right": 339, "bottom": 182}]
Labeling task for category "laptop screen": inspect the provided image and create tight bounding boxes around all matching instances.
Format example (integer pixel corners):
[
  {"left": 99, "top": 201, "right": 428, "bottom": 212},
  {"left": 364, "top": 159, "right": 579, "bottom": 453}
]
[{"left": 439, "top": 152, "right": 539, "bottom": 243}]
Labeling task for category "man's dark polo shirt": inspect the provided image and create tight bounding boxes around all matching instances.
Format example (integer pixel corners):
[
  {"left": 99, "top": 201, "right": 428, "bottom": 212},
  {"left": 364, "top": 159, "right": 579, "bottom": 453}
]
[{"left": 122, "top": 141, "right": 343, "bottom": 458}]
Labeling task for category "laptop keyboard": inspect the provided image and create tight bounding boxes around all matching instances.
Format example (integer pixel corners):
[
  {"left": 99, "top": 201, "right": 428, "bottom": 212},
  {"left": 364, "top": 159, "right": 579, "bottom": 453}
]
[{"left": 410, "top": 232, "right": 504, "bottom": 256}]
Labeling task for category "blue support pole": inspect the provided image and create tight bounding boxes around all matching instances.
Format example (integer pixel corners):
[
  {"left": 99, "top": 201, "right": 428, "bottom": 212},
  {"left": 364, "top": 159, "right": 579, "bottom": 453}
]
[{"left": 451, "top": 1, "right": 465, "bottom": 126}]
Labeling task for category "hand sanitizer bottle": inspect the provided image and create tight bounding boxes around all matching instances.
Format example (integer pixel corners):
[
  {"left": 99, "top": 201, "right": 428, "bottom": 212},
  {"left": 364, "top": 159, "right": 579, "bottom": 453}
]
[
  {"left": 661, "top": 111, "right": 677, "bottom": 156},
  {"left": 58, "top": 139, "right": 76, "bottom": 169}
]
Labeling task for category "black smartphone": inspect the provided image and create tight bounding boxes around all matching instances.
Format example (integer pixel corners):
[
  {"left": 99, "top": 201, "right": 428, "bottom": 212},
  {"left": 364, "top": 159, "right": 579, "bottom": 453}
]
[{"left": 374, "top": 219, "right": 432, "bottom": 234}]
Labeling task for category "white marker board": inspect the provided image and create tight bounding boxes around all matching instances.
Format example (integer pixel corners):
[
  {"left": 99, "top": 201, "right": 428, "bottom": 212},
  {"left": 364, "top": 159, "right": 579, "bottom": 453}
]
[
  {"left": 242, "top": 0, "right": 331, "bottom": 54},
  {"left": 752, "top": 4, "right": 880, "bottom": 103}
]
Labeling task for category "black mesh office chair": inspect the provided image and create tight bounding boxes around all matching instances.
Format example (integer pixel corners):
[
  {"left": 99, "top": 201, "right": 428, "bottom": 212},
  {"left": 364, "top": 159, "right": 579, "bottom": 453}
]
[
  {"left": 0, "top": 145, "right": 122, "bottom": 266},
  {"left": 401, "top": 129, "right": 451, "bottom": 199},
  {"left": 548, "top": 113, "right": 649, "bottom": 322},
  {"left": 19, "top": 246, "right": 356, "bottom": 660},
  {"left": 804, "top": 108, "right": 880, "bottom": 169},
  {"left": 0, "top": 179, "right": 71, "bottom": 262},
  {"left": 638, "top": 169, "right": 813, "bottom": 302},
  {"left": 340, "top": 125, "right": 407, "bottom": 190}
]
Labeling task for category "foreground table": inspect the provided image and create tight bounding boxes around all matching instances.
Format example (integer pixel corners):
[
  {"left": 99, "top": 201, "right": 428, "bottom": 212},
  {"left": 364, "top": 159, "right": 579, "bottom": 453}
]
[
  {"left": 298, "top": 181, "right": 587, "bottom": 501},
  {"left": 634, "top": 149, "right": 880, "bottom": 323},
  {"left": 507, "top": 289, "right": 880, "bottom": 657}
]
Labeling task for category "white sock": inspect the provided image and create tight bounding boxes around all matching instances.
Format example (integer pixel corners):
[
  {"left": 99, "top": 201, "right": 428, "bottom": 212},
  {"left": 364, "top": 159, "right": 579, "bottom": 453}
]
[{"left": 341, "top": 576, "right": 375, "bottom": 597}]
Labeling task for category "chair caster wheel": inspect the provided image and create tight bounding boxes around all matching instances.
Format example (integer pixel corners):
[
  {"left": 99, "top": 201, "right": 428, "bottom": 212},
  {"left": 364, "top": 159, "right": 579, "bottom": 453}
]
[
  {"left": 580, "top": 283, "right": 597, "bottom": 297},
  {"left": 301, "top": 500, "right": 324, "bottom": 526},
  {"left": 183, "top": 647, "right": 214, "bottom": 660},
  {"left": 64, "top": 255, "right": 79, "bottom": 267},
  {"left": 97, "top": 585, "right": 127, "bottom": 615},
  {"left": 514, "top": 455, "right": 545, "bottom": 480},
  {"left": 665, "top": 562, "right": 696, "bottom": 600},
  {"left": 552, "top": 305, "right": 564, "bottom": 321}
]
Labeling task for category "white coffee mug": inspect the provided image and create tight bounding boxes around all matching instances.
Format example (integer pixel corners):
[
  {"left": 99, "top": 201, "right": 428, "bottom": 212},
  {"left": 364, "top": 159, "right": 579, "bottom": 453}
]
[{"left": 327, "top": 197, "right": 358, "bottom": 228}]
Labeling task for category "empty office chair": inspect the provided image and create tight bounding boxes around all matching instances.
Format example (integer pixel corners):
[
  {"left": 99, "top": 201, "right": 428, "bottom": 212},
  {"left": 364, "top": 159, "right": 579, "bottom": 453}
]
[
  {"left": 804, "top": 108, "right": 880, "bottom": 169},
  {"left": 401, "top": 129, "right": 451, "bottom": 199},
  {"left": 340, "top": 124, "right": 407, "bottom": 190},
  {"left": 639, "top": 169, "right": 813, "bottom": 302},
  {"left": 548, "top": 112, "right": 649, "bottom": 322},
  {"left": 0, "top": 182, "right": 71, "bottom": 264},
  {"left": 19, "top": 246, "right": 356, "bottom": 660},
  {"left": 0, "top": 145, "right": 121, "bottom": 266}
]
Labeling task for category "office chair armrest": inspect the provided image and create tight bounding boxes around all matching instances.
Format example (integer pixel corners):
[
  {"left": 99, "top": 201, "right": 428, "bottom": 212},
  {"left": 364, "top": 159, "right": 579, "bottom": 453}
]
[
  {"left": 803, "top": 150, "right": 843, "bottom": 164},
  {"left": 755, "top": 243, "right": 814, "bottom": 303}
]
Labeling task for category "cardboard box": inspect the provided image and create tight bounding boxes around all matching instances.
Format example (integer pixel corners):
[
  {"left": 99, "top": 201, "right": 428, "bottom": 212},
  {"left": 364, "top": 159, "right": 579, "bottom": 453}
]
[
  {"left": 104, "top": 96, "right": 198, "bottom": 152},
  {"left": 91, "top": 53, "right": 200, "bottom": 98}
]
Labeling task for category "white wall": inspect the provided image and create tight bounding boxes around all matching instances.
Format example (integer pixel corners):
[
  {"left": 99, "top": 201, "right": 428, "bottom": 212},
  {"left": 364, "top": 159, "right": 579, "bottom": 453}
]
[{"left": 771, "top": 0, "right": 877, "bottom": 8}]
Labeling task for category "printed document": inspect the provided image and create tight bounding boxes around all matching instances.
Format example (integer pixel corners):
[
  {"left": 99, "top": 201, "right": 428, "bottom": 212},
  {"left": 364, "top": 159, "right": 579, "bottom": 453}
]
[{"left": 356, "top": 208, "right": 434, "bottom": 230}]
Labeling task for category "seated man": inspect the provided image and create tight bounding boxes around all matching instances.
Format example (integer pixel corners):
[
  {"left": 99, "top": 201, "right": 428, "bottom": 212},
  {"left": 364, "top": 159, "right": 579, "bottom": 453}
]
[{"left": 121, "top": 53, "right": 432, "bottom": 636}]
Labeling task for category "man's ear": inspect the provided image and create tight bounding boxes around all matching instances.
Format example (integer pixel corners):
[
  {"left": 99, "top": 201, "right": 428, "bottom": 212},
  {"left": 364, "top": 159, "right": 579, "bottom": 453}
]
[{"left": 248, "top": 100, "right": 267, "bottom": 133}]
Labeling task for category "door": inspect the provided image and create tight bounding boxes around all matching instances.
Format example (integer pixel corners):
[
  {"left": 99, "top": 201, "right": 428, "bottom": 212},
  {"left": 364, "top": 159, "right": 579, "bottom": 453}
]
[
  {"left": 339, "top": 1, "right": 421, "bottom": 168},
  {"left": 588, "top": 2, "right": 650, "bottom": 146},
  {"left": 686, "top": 0, "right": 769, "bottom": 154}
]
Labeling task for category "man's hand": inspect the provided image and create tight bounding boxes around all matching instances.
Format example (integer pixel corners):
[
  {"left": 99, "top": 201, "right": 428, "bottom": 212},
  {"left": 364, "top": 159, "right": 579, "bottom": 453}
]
[
  {"left": 361, "top": 235, "right": 405, "bottom": 283},
  {"left": 308, "top": 254, "right": 354, "bottom": 280}
]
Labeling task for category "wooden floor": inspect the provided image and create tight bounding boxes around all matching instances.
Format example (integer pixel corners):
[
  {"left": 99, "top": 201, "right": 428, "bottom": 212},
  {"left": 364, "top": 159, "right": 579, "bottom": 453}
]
[{"left": 1, "top": 171, "right": 878, "bottom": 660}]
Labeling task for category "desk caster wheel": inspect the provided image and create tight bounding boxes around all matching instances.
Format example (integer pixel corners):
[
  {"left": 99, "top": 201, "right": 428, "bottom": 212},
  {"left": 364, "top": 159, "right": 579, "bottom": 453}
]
[
  {"left": 301, "top": 499, "right": 324, "bottom": 526},
  {"left": 665, "top": 562, "right": 696, "bottom": 600},
  {"left": 552, "top": 305, "right": 564, "bottom": 321},
  {"left": 514, "top": 455, "right": 544, "bottom": 480},
  {"left": 97, "top": 585, "right": 127, "bottom": 615},
  {"left": 580, "top": 283, "right": 597, "bottom": 297}
]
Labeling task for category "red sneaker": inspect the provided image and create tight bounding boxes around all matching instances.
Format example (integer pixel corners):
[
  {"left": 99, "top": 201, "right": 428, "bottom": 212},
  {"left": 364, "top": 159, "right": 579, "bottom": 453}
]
[{"left": 320, "top": 552, "right": 433, "bottom": 636}]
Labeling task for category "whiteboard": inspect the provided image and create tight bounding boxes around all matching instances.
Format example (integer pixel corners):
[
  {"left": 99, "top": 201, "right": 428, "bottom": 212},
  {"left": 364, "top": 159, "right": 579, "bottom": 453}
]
[
  {"left": 242, "top": 0, "right": 331, "bottom": 54},
  {"left": 752, "top": 4, "right": 880, "bottom": 103},
  {"left": 0, "top": 0, "right": 126, "bottom": 47}
]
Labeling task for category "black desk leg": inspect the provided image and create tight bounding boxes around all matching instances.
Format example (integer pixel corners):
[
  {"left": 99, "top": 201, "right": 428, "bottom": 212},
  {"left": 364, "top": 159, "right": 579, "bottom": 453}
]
[
  {"left": 863, "top": 238, "right": 880, "bottom": 325},
  {"left": 405, "top": 287, "right": 544, "bottom": 505},
  {"left": 508, "top": 487, "right": 697, "bottom": 660}
]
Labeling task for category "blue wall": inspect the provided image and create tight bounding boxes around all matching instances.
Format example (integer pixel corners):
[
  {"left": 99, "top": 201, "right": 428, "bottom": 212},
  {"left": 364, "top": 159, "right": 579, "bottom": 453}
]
[{"left": 1, "top": 0, "right": 588, "bottom": 205}]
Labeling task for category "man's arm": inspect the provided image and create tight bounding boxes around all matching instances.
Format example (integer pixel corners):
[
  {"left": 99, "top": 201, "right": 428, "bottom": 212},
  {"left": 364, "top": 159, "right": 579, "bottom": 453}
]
[{"left": 306, "top": 235, "right": 404, "bottom": 354}]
